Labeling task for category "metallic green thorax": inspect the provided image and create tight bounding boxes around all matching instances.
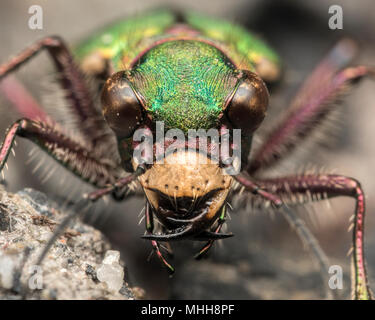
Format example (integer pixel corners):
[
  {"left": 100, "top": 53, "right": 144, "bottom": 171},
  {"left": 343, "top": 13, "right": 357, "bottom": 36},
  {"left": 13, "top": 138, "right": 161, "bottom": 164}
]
[
  {"left": 130, "top": 40, "right": 238, "bottom": 132},
  {"left": 74, "top": 9, "right": 281, "bottom": 133}
]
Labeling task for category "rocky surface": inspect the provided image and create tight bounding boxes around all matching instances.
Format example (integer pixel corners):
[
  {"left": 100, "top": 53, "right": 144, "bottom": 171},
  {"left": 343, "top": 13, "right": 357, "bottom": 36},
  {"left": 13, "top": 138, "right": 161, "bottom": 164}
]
[{"left": 0, "top": 186, "right": 144, "bottom": 300}]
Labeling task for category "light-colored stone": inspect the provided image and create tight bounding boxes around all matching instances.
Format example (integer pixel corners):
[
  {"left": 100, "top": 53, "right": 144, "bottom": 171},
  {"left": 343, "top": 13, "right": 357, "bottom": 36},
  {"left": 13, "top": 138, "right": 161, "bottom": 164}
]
[
  {"left": 0, "top": 187, "right": 140, "bottom": 299},
  {"left": 97, "top": 250, "right": 124, "bottom": 292}
]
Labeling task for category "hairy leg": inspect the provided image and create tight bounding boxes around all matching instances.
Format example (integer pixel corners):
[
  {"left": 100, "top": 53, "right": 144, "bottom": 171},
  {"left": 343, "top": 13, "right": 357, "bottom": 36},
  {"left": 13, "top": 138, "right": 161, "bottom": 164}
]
[
  {"left": 254, "top": 174, "right": 372, "bottom": 300},
  {"left": 248, "top": 40, "right": 375, "bottom": 174},
  {"left": 234, "top": 171, "right": 335, "bottom": 298},
  {"left": 85, "top": 164, "right": 145, "bottom": 201},
  {"left": 0, "top": 118, "right": 120, "bottom": 188},
  {"left": 0, "top": 36, "right": 112, "bottom": 152}
]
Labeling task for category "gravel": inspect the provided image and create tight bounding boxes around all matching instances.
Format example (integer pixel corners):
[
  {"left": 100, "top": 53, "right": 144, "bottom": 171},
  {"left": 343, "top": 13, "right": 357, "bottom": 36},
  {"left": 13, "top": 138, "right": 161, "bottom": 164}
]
[{"left": 0, "top": 186, "right": 143, "bottom": 300}]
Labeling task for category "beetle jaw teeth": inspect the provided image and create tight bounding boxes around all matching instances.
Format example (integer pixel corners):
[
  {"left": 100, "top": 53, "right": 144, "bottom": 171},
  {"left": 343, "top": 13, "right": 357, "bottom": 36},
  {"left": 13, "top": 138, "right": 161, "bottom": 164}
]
[{"left": 142, "top": 186, "right": 229, "bottom": 229}]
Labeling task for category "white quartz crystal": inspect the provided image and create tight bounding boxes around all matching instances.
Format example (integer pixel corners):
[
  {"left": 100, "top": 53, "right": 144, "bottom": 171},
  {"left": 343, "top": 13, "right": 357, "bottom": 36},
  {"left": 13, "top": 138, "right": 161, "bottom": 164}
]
[{"left": 96, "top": 250, "right": 124, "bottom": 292}]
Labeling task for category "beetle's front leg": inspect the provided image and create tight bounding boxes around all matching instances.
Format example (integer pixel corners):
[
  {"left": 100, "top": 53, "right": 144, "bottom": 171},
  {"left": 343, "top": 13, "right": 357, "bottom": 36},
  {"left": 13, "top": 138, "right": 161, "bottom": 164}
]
[
  {"left": 256, "top": 174, "right": 373, "bottom": 300},
  {"left": 85, "top": 164, "right": 146, "bottom": 201},
  {"left": 0, "top": 118, "right": 119, "bottom": 188},
  {"left": 248, "top": 40, "right": 375, "bottom": 175},
  {"left": 0, "top": 36, "right": 111, "bottom": 151}
]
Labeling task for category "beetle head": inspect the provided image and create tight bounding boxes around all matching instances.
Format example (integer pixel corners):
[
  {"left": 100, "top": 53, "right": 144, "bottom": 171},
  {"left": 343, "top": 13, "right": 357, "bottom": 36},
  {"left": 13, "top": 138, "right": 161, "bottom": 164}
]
[{"left": 134, "top": 149, "right": 232, "bottom": 232}]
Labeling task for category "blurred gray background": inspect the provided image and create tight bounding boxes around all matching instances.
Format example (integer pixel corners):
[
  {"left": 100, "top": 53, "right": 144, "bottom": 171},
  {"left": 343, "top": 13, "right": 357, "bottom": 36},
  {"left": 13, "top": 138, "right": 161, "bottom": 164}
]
[{"left": 1, "top": 0, "right": 375, "bottom": 299}]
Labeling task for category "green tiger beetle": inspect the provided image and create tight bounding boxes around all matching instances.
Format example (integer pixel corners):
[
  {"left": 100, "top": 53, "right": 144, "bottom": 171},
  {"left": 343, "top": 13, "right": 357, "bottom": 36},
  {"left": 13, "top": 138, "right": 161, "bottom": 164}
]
[{"left": 0, "top": 9, "right": 374, "bottom": 299}]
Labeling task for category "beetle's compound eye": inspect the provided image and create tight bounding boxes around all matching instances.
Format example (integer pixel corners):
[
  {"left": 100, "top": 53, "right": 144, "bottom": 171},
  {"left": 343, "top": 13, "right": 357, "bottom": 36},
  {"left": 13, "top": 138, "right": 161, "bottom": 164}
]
[
  {"left": 101, "top": 71, "right": 143, "bottom": 138},
  {"left": 226, "top": 70, "right": 269, "bottom": 134}
]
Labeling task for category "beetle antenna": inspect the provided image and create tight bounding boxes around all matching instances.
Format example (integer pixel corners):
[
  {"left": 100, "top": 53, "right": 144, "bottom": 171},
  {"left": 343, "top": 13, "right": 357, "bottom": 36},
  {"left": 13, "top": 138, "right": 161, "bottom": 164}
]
[
  {"left": 278, "top": 205, "right": 339, "bottom": 300},
  {"left": 35, "top": 198, "right": 91, "bottom": 266}
]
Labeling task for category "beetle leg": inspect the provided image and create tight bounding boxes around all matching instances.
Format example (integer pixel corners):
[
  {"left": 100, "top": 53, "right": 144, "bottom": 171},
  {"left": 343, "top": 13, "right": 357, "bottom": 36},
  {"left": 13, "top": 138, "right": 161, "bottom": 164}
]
[
  {"left": 0, "top": 118, "right": 120, "bottom": 188},
  {"left": 0, "top": 118, "right": 139, "bottom": 295},
  {"left": 248, "top": 40, "right": 375, "bottom": 174},
  {"left": 234, "top": 171, "right": 335, "bottom": 299},
  {"left": 85, "top": 165, "right": 145, "bottom": 201},
  {"left": 254, "top": 174, "right": 372, "bottom": 300},
  {"left": 234, "top": 172, "right": 282, "bottom": 206},
  {"left": 144, "top": 201, "right": 175, "bottom": 274},
  {"left": 194, "top": 205, "right": 227, "bottom": 260},
  {"left": 0, "top": 36, "right": 113, "bottom": 152}
]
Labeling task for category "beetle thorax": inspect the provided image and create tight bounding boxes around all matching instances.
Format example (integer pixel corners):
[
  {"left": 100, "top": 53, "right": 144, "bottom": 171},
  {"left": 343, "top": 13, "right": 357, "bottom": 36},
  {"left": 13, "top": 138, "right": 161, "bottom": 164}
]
[{"left": 129, "top": 40, "right": 239, "bottom": 133}]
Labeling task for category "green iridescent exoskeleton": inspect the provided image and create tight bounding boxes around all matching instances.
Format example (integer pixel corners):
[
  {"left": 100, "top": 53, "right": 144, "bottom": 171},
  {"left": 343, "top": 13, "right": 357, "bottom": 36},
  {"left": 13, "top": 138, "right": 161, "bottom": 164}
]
[
  {"left": 130, "top": 40, "right": 238, "bottom": 132},
  {"left": 75, "top": 8, "right": 281, "bottom": 134},
  {"left": 0, "top": 6, "right": 373, "bottom": 300}
]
